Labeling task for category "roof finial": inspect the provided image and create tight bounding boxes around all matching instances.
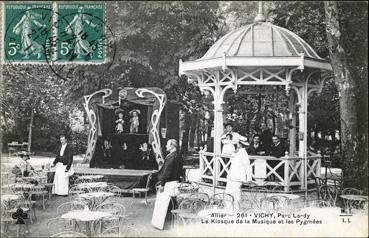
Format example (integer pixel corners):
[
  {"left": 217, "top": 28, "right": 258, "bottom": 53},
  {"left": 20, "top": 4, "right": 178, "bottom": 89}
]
[{"left": 254, "top": 1, "right": 266, "bottom": 23}]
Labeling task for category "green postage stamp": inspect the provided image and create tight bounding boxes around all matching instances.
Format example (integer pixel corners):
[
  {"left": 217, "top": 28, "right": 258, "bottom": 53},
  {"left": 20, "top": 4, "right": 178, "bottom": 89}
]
[
  {"left": 3, "top": 3, "right": 52, "bottom": 63},
  {"left": 56, "top": 3, "right": 105, "bottom": 63},
  {"left": 2, "top": 2, "right": 105, "bottom": 64}
]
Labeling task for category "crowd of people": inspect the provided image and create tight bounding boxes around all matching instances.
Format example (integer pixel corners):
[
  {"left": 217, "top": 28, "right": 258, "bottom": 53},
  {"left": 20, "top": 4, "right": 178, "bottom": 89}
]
[
  {"left": 220, "top": 122, "right": 288, "bottom": 158},
  {"left": 217, "top": 122, "right": 288, "bottom": 208},
  {"left": 90, "top": 138, "right": 158, "bottom": 170}
]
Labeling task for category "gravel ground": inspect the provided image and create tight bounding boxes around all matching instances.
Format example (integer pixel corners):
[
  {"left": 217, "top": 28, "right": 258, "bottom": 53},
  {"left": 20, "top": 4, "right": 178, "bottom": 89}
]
[{"left": 4, "top": 194, "right": 177, "bottom": 237}]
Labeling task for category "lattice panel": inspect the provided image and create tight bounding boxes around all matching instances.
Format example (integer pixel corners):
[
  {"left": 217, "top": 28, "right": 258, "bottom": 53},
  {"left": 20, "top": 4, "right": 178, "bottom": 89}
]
[
  {"left": 203, "top": 71, "right": 216, "bottom": 85},
  {"left": 288, "top": 160, "right": 303, "bottom": 182},
  {"left": 265, "top": 160, "right": 286, "bottom": 182},
  {"left": 237, "top": 68, "right": 287, "bottom": 84},
  {"left": 200, "top": 154, "right": 215, "bottom": 178},
  {"left": 219, "top": 70, "right": 233, "bottom": 84},
  {"left": 307, "top": 159, "right": 320, "bottom": 179}
]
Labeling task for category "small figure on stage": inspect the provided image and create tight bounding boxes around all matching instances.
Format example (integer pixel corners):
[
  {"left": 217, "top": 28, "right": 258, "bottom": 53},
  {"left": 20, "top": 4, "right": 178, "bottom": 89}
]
[
  {"left": 139, "top": 142, "right": 158, "bottom": 170},
  {"left": 139, "top": 142, "right": 150, "bottom": 160},
  {"left": 115, "top": 108, "right": 125, "bottom": 134},
  {"left": 118, "top": 142, "right": 128, "bottom": 169},
  {"left": 101, "top": 139, "right": 116, "bottom": 168},
  {"left": 129, "top": 109, "right": 140, "bottom": 134},
  {"left": 102, "top": 139, "right": 113, "bottom": 159}
]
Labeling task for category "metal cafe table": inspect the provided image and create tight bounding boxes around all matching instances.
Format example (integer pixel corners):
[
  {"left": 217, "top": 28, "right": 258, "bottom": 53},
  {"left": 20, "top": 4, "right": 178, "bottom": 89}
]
[
  {"left": 76, "top": 182, "right": 108, "bottom": 192},
  {"left": 18, "top": 175, "right": 48, "bottom": 183},
  {"left": 340, "top": 194, "right": 368, "bottom": 214},
  {"left": 61, "top": 208, "right": 112, "bottom": 237},
  {"left": 1, "top": 194, "right": 21, "bottom": 207},
  {"left": 75, "top": 175, "right": 105, "bottom": 183}
]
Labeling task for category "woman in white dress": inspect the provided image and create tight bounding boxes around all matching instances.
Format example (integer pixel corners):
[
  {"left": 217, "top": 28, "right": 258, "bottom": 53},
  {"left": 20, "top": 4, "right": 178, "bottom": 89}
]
[
  {"left": 222, "top": 133, "right": 236, "bottom": 155},
  {"left": 225, "top": 138, "right": 252, "bottom": 211}
]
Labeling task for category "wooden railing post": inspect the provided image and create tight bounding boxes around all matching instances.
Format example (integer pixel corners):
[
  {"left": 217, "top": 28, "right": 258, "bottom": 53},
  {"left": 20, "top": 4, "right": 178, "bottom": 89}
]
[
  {"left": 300, "top": 157, "right": 305, "bottom": 190},
  {"left": 316, "top": 152, "right": 322, "bottom": 180},
  {"left": 199, "top": 151, "right": 205, "bottom": 182},
  {"left": 284, "top": 152, "right": 290, "bottom": 192}
]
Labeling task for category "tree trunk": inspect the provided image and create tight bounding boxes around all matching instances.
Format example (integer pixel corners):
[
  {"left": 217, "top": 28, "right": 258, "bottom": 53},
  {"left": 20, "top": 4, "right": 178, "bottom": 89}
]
[
  {"left": 181, "top": 113, "right": 191, "bottom": 154},
  {"left": 324, "top": 1, "right": 367, "bottom": 190},
  {"left": 14, "top": 117, "right": 24, "bottom": 143},
  {"left": 27, "top": 109, "right": 34, "bottom": 152},
  {"left": 189, "top": 113, "right": 197, "bottom": 150}
]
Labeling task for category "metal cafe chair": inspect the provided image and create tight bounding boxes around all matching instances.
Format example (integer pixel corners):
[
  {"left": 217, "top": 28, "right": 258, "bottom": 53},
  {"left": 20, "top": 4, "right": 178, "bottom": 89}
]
[
  {"left": 175, "top": 198, "right": 206, "bottom": 227},
  {"left": 341, "top": 188, "right": 363, "bottom": 195},
  {"left": 318, "top": 184, "right": 340, "bottom": 207},
  {"left": 189, "top": 192, "right": 210, "bottom": 205},
  {"left": 51, "top": 231, "right": 87, "bottom": 237},
  {"left": 46, "top": 217, "right": 76, "bottom": 237},
  {"left": 95, "top": 203, "right": 128, "bottom": 234},
  {"left": 341, "top": 187, "right": 366, "bottom": 213},
  {"left": 259, "top": 195, "right": 291, "bottom": 212},
  {"left": 210, "top": 193, "right": 234, "bottom": 210},
  {"left": 310, "top": 200, "right": 332, "bottom": 208},
  {"left": 97, "top": 225, "right": 141, "bottom": 237},
  {"left": 29, "top": 185, "right": 48, "bottom": 210},
  {"left": 56, "top": 201, "right": 86, "bottom": 216},
  {"left": 131, "top": 173, "right": 152, "bottom": 207}
]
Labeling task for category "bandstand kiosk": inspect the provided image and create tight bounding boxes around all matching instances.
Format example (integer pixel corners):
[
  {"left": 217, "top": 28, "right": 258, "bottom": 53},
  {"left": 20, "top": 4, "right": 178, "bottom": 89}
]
[{"left": 179, "top": 8, "right": 333, "bottom": 198}]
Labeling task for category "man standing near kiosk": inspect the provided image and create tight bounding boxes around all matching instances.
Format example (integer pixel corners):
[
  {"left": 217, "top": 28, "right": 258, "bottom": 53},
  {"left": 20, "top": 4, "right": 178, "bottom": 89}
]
[{"left": 151, "top": 139, "right": 183, "bottom": 230}]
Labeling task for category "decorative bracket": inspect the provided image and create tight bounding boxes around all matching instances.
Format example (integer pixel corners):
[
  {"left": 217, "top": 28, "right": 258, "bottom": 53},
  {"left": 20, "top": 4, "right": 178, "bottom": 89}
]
[
  {"left": 83, "top": 89, "right": 112, "bottom": 163},
  {"left": 135, "top": 88, "right": 167, "bottom": 167}
]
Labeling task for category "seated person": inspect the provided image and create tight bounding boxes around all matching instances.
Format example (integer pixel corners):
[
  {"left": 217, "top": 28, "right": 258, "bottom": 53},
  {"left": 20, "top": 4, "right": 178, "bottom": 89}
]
[
  {"left": 267, "top": 135, "right": 287, "bottom": 182},
  {"left": 139, "top": 142, "right": 158, "bottom": 170},
  {"left": 260, "top": 122, "right": 273, "bottom": 150},
  {"left": 12, "top": 151, "right": 34, "bottom": 178},
  {"left": 248, "top": 134, "right": 266, "bottom": 155},
  {"left": 115, "top": 142, "right": 128, "bottom": 169},
  {"left": 269, "top": 135, "right": 286, "bottom": 158},
  {"left": 100, "top": 139, "right": 115, "bottom": 168}
]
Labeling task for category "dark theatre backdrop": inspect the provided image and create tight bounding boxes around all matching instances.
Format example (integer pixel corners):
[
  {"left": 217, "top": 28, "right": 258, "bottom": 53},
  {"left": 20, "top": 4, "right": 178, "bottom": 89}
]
[{"left": 90, "top": 101, "right": 179, "bottom": 170}]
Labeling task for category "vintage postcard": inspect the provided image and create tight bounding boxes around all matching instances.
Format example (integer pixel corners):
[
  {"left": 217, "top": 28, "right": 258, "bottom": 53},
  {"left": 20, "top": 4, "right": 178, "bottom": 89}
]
[{"left": 1, "top": 1, "right": 367, "bottom": 237}]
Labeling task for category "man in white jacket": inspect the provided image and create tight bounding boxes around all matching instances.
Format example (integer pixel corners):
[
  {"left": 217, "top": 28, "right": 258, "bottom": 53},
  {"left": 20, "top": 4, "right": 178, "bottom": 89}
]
[{"left": 225, "top": 138, "right": 252, "bottom": 211}]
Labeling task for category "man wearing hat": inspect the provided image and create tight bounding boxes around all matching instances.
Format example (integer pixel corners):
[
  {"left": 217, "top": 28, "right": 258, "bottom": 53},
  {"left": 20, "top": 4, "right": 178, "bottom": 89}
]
[{"left": 225, "top": 137, "right": 252, "bottom": 211}]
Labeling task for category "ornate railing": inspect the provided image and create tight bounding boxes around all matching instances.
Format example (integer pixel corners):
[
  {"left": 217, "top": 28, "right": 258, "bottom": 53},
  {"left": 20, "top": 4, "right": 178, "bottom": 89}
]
[{"left": 199, "top": 151, "right": 321, "bottom": 192}]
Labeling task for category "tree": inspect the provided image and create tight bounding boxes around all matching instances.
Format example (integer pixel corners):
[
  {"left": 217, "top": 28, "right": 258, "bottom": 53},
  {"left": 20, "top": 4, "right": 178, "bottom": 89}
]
[
  {"left": 2, "top": 64, "right": 74, "bottom": 152},
  {"left": 66, "top": 2, "right": 222, "bottom": 151},
  {"left": 324, "top": 1, "right": 368, "bottom": 190}
]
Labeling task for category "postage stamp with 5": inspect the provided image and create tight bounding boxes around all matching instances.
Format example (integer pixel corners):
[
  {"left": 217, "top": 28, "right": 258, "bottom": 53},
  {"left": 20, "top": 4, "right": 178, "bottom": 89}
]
[{"left": 2, "top": 2, "right": 106, "bottom": 64}]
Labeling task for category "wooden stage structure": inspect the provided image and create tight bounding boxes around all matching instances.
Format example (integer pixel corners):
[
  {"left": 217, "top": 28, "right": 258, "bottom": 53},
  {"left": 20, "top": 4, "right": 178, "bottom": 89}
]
[{"left": 48, "top": 167, "right": 156, "bottom": 190}]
